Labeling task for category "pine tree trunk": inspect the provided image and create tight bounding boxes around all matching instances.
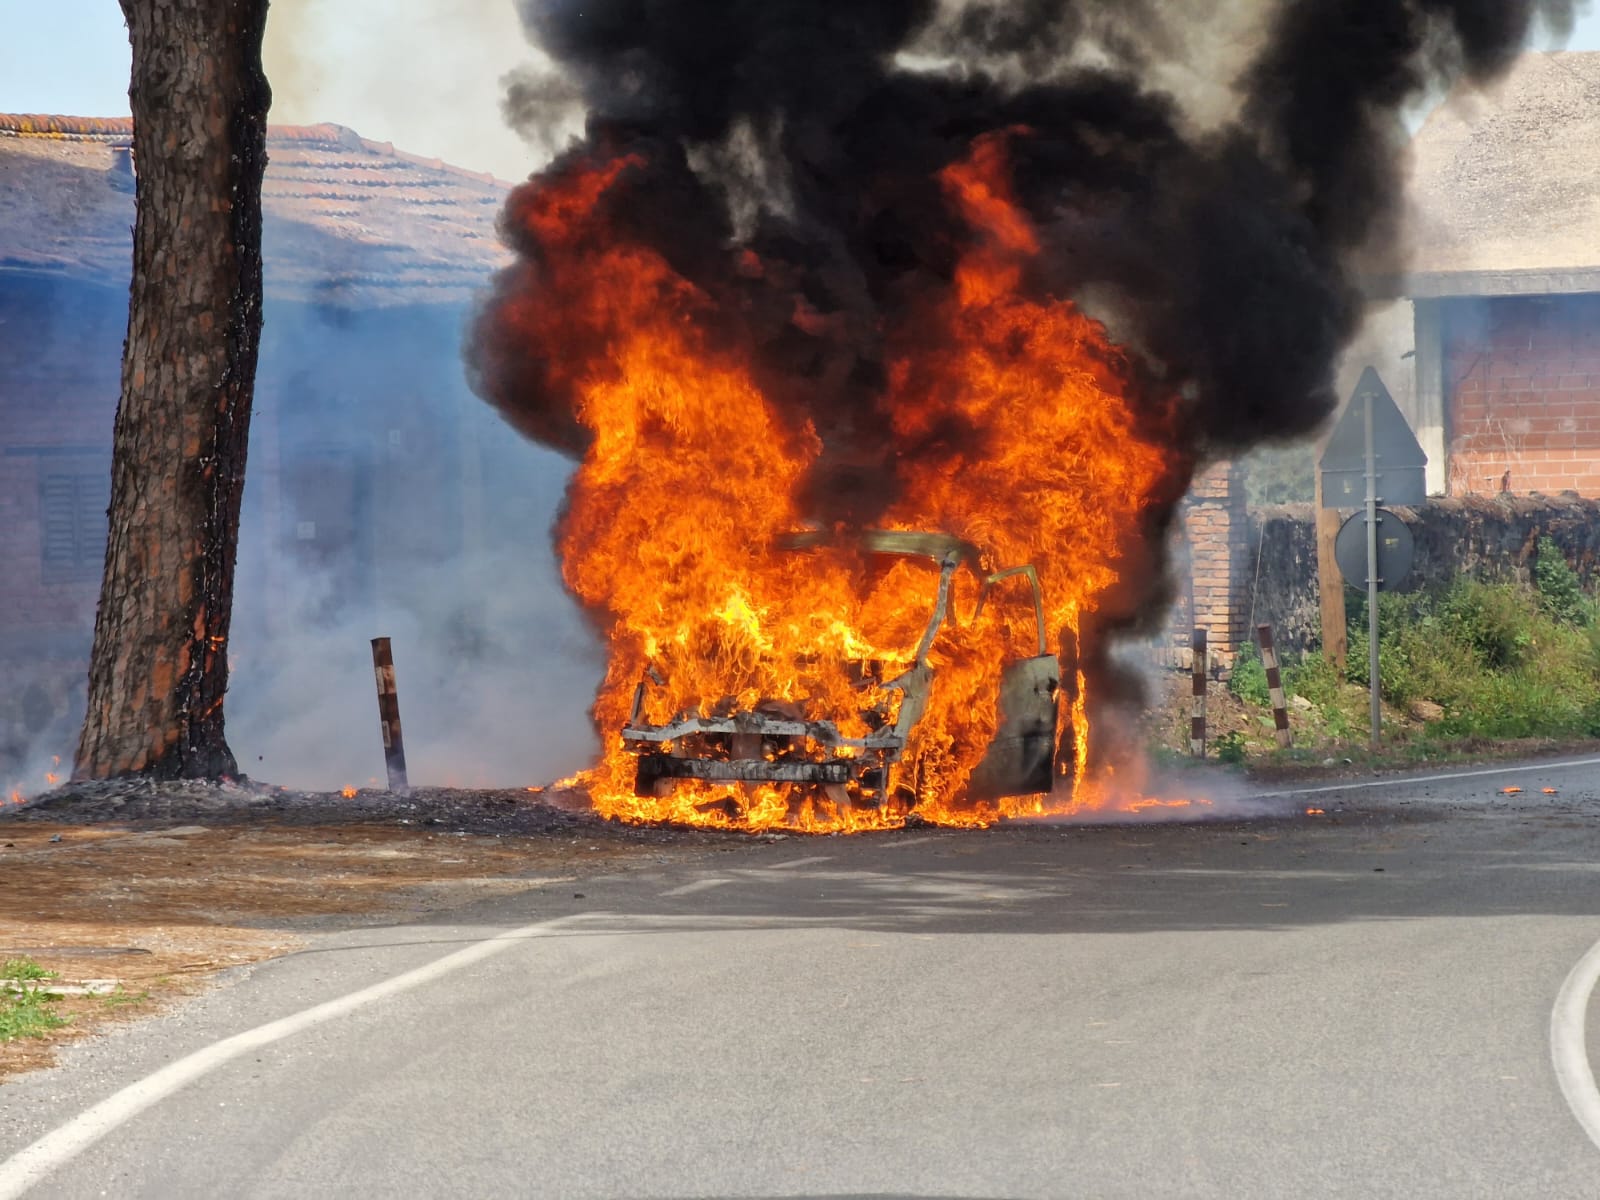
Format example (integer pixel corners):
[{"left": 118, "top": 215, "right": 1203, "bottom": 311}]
[{"left": 75, "top": 0, "right": 271, "bottom": 780}]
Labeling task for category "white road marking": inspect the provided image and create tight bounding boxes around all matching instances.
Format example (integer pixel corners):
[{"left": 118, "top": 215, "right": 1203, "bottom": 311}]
[
  {"left": 884, "top": 834, "right": 943, "bottom": 848},
  {"left": 0, "top": 916, "right": 582, "bottom": 1200},
  {"left": 660, "top": 878, "right": 733, "bottom": 896},
  {"left": 764, "top": 856, "right": 833, "bottom": 870},
  {"left": 1551, "top": 931, "right": 1600, "bottom": 1153},
  {"left": 1254, "top": 755, "right": 1600, "bottom": 800}
]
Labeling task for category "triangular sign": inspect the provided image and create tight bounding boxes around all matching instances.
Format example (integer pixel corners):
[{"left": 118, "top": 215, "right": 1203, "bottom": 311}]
[{"left": 1319, "top": 367, "right": 1427, "bottom": 474}]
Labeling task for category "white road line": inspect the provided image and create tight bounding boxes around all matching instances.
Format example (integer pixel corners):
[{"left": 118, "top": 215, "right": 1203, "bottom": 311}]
[
  {"left": 660, "top": 878, "right": 732, "bottom": 897},
  {"left": 764, "top": 856, "right": 833, "bottom": 870},
  {"left": 1551, "top": 931, "right": 1600, "bottom": 1153},
  {"left": 0, "top": 916, "right": 581, "bottom": 1200},
  {"left": 1254, "top": 755, "right": 1600, "bottom": 800}
]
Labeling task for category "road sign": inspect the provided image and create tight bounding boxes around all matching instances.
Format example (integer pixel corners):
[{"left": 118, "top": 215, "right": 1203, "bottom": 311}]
[
  {"left": 1334, "top": 509, "right": 1415, "bottom": 592},
  {"left": 1319, "top": 367, "right": 1427, "bottom": 508},
  {"left": 1318, "top": 367, "right": 1424, "bottom": 750}
]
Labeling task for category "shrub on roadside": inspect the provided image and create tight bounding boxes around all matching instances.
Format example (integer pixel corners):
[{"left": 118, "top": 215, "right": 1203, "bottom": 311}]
[
  {"left": 1533, "top": 536, "right": 1593, "bottom": 628},
  {"left": 1343, "top": 576, "right": 1600, "bottom": 740},
  {"left": 1228, "top": 640, "right": 1270, "bottom": 706}
]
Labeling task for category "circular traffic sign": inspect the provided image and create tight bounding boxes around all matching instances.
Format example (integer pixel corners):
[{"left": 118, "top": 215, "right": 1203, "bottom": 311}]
[{"left": 1335, "top": 508, "right": 1415, "bottom": 592}]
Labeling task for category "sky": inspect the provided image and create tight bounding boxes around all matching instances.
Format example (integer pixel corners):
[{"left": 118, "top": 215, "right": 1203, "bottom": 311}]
[{"left": 2, "top": 1, "right": 1598, "bottom": 181}]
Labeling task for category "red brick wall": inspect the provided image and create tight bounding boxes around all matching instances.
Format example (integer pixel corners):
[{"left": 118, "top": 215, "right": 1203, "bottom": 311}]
[
  {"left": 1160, "top": 461, "right": 1250, "bottom": 666},
  {"left": 1446, "top": 294, "right": 1600, "bottom": 496}
]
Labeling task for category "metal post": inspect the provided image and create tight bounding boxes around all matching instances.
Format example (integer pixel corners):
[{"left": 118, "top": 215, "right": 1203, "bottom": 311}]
[
  {"left": 1190, "top": 628, "right": 1208, "bottom": 757},
  {"left": 1364, "top": 389, "right": 1381, "bottom": 750},
  {"left": 370, "top": 637, "right": 409, "bottom": 793},
  {"left": 1257, "top": 623, "right": 1292, "bottom": 750}
]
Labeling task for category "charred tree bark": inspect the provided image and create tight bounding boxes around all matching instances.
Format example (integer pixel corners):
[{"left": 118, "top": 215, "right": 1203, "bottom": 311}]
[{"left": 75, "top": 0, "right": 271, "bottom": 780}]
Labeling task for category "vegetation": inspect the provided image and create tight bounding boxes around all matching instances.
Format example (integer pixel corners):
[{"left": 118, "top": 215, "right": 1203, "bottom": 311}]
[
  {"left": 1, "top": 957, "right": 54, "bottom": 982},
  {"left": 1213, "top": 730, "right": 1249, "bottom": 764},
  {"left": 1189, "top": 540, "right": 1600, "bottom": 762},
  {"left": 1228, "top": 640, "right": 1271, "bottom": 706},
  {"left": 0, "top": 957, "right": 66, "bottom": 1043},
  {"left": 1342, "top": 555, "right": 1600, "bottom": 740}
]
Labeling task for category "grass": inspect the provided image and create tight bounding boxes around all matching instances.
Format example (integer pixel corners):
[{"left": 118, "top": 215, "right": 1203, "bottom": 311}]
[
  {"left": 100, "top": 986, "right": 151, "bottom": 1009},
  {"left": 1, "top": 957, "right": 55, "bottom": 982},
  {"left": 0, "top": 957, "right": 67, "bottom": 1043}
]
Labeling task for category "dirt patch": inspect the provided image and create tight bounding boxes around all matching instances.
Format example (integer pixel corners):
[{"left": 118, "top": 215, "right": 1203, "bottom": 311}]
[{"left": 0, "top": 781, "right": 748, "bottom": 1082}]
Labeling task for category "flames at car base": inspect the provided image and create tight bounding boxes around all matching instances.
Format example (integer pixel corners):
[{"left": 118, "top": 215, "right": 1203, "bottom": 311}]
[{"left": 496, "top": 133, "right": 1189, "bottom": 831}]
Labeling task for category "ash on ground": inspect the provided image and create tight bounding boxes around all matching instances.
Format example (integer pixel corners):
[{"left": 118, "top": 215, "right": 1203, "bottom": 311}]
[{"left": 1, "top": 777, "right": 746, "bottom": 844}]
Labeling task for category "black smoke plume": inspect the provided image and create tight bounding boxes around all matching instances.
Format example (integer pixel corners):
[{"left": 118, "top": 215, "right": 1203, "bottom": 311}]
[
  {"left": 475, "top": 0, "right": 1574, "bottom": 472},
  {"left": 469, "top": 0, "right": 1578, "bottom": 617}
]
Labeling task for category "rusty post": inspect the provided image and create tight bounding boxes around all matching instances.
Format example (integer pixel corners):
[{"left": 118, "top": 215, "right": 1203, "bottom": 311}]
[
  {"left": 1190, "top": 628, "right": 1207, "bottom": 757},
  {"left": 370, "top": 637, "right": 409, "bottom": 793},
  {"left": 1257, "top": 623, "right": 1293, "bottom": 750}
]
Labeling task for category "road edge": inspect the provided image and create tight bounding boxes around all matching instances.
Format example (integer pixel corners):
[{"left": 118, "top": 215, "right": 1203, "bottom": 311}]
[
  {"left": 1551, "top": 931, "right": 1600, "bottom": 1153},
  {"left": 0, "top": 914, "right": 585, "bottom": 1199}
]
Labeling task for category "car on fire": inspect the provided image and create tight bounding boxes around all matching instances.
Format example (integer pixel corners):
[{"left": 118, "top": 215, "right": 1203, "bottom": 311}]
[{"left": 619, "top": 529, "right": 1062, "bottom": 811}]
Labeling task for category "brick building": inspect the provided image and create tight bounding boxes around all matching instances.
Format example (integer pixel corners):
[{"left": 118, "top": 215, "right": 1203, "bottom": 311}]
[
  {"left": 0, "top": 116, "right": 574, "bottom": 777},
  {"left": 1165, "top": 53, "right": 1600, "bottom": 666},
  {"left": 1406, "top": 52, "right": 1600, "bottom": 498}
]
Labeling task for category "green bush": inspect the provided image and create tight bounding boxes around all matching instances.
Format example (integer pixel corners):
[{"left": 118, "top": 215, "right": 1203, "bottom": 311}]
[
  {"left": 1533, "top": 537, "right": 1592, "bottom": 628},
  {"left": 1214, "top": 730, "right": 1248, "bottom": 764},
  {"left": 1344, "top": 575, "right": 1600, "bottom": 740},
  {"left": 1228, "top": 640, "right": 1270, "bottom": 706},
  {"left": 1283, "top": 651, "right": 1341, "bottom": 709}
]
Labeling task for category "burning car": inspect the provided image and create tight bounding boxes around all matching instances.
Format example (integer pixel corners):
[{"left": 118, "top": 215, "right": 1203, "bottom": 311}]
[{"left": 620, "top": 529, "right": 1062, "bottom": 813}]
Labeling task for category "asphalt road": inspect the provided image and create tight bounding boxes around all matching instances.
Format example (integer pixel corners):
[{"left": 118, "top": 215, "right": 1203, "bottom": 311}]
[{"left": 3, "top": 757, "right": 1599, "bottom": 1199}]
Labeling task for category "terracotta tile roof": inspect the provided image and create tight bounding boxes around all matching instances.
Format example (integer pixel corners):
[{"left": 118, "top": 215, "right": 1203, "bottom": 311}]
[
  {"left": 1407, "top": 52, "right": 1600, "bottom": 297},
  {"left": 0, "top": 114, "right": 515, "bottom": 306}
]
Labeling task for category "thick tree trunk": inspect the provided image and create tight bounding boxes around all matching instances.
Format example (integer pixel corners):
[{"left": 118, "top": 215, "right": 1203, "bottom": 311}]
[{"left": 75, "top": 0, "right": 271, "bottom": 779}]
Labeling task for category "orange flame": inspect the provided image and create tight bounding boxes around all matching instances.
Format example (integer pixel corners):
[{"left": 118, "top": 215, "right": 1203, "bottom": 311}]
[{"left": 527, "top": 133, "right": 1175, "bottom": 831}]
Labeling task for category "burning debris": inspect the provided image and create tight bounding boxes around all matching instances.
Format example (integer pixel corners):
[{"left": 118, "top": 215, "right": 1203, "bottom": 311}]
[{"left": 470, "top": 0, "right": 1578, "bottom": 831}]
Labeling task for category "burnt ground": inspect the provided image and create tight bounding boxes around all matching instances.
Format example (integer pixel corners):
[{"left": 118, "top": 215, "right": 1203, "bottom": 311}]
[{"left": 0, "top": 779, "right": 755, "bottom": 1081}]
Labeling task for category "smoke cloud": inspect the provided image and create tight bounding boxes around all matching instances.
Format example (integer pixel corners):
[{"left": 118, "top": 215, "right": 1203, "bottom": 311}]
[
  {"left": 477, "top": 0, "right": 1577, "bottom": 471},
  {"left": 462, "top": 0, "right": 1580, "bottom": 788}
]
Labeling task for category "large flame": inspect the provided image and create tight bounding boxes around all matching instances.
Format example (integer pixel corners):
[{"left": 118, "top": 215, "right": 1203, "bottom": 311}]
[{"left": 518, "top": 132, "right": 1175, "bottom": 831}]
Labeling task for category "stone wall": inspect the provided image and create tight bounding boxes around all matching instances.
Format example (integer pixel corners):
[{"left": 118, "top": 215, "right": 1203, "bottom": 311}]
[{"left": 1244, "top": 494, "right": 1600, "bottom": 656}]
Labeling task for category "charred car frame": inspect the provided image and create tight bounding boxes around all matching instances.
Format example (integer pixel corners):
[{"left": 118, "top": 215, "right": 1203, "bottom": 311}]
[{"left": 621, "top": 530, "right": 1062, "bottom": 808}]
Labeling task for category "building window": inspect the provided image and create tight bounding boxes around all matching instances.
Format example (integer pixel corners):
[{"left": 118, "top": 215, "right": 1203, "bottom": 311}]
[{"left": 38, "top": 467, "right": 109, "bottom": 582}]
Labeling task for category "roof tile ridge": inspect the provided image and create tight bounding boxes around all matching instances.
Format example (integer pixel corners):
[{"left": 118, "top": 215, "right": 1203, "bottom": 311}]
[
  {"left": 348, "top": 132, "right": 516, "bottom": 190},
  {"left": 0, "top": 114, "right": 134, "bottom": 139}
]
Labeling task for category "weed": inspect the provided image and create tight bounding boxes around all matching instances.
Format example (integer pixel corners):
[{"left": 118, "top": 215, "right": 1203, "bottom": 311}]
[
  {"left": 0, "top": 965, "right": 67, "bottom": 1042},
  {"left": 1214, "top": 730, "right": 1248, "bottom": 764},
  {"left": 1345, "top": 576, "right": 1600, "bottom": 740},
  {"left": 1229, "top": 640, "right": 1270, "bottom": 706},
  {"left": 1283, "top": 651, "right": 1345, "bottom": 711},
  {"left": 101, "top": 987, "right": 152, "bottom": 1008},
  {"left": 1533, "top": 537, "right": 1595, "bottom": 627}
]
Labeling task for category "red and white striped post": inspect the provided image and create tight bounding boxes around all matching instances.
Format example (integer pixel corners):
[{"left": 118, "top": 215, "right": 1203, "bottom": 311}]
[
  {"left": 1257, "top": 623, "right": 1293, "bottom": 750},
  {"left": 1190, "top": 628, "right": 1207, "bottom": 757}
]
